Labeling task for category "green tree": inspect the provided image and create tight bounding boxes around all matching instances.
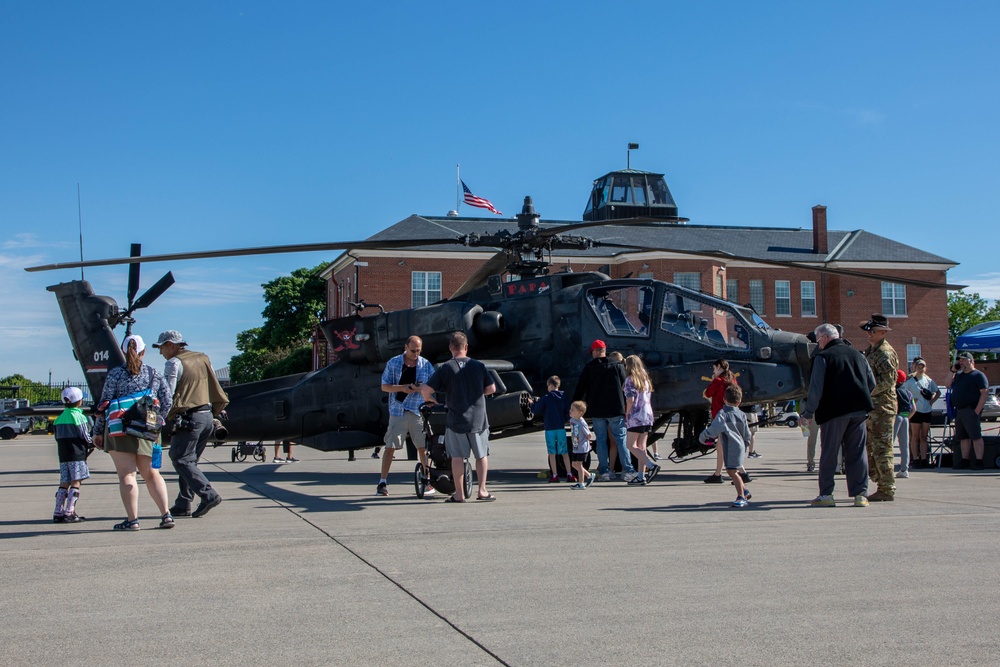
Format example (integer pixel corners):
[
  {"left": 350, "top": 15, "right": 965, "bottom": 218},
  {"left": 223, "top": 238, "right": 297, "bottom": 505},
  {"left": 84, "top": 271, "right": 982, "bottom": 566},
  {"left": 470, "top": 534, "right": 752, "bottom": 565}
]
[
  {"left": 947, "top": 290, "right": 1000, "bottom": 354},
  {"left": 228, "top": 263, "right": 327, "bottom": 384}
]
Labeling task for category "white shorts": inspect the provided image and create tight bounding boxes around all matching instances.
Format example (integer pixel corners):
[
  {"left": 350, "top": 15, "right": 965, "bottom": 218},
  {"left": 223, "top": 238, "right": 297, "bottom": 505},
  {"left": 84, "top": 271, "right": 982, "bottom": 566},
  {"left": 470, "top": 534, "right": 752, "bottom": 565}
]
[
  {"left": 444, "top": 428, "right": 489, "bottom": 460},
  {"left": 383, "top": 412, "right": 427, "bottom": 450}
]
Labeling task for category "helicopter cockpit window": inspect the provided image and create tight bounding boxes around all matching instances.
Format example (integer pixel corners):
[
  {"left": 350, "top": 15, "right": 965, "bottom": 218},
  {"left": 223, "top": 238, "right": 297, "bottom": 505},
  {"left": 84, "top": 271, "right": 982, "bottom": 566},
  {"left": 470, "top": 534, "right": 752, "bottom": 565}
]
[
  {"left": 587, "top": 286, "right": 653, "bottom": 337},
  {"left": 660, "top": 289, "right": 751, "bottom": 351}
]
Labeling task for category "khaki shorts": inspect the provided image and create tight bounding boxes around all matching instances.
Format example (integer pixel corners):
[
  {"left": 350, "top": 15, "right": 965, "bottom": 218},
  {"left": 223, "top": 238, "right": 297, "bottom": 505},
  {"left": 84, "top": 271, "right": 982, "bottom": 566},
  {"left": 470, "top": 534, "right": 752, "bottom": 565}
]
[
  {"left": 383, "top": 411, "right": 427, "bottom": 450},
  {"left": 104, "top": 430, "right": 156, "bottom": 457}
]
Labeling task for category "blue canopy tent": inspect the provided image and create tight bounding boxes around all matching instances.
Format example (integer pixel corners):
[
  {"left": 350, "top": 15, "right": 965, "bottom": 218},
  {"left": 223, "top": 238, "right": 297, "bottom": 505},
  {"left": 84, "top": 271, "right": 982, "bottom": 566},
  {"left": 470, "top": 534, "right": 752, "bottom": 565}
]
[{"left": 956, "top": 321, "right": 1000, "bottom": 353}]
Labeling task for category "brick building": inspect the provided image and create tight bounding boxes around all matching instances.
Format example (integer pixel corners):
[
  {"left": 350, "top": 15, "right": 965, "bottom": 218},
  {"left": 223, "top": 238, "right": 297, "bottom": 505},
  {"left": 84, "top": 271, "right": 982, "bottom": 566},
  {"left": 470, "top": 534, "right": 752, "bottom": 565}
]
[
  {"left": 317, "top": 169, "right": 956, "bottom": 377},
  {"left": 319, "top": 202, "right": 958, "bottom": 375}
]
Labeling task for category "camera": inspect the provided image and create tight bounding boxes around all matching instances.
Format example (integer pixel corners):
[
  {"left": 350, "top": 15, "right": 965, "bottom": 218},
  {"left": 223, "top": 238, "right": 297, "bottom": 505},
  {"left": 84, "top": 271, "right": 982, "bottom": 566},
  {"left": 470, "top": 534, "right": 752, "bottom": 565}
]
[{"left": 172, "top": 414, "right": 194, "bottom": 432}]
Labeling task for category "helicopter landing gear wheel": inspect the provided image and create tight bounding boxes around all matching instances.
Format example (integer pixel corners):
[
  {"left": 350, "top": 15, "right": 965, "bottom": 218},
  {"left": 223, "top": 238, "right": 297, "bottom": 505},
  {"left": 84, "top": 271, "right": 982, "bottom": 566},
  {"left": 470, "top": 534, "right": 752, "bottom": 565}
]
[
  {"left": 414, "top": 463, "right": 427, "bottom": 499},
  {"left": 464, "top": 459, "right": 473, "bottom": 499}
]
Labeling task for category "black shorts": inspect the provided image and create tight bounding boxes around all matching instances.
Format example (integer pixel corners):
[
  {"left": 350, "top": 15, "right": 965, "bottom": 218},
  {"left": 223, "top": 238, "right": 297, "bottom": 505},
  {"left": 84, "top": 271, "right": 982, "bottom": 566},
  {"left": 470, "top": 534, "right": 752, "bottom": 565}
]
[
  {"left": 627, "top": 425, "right": 652, "bottom": 434},
  {"left": 909, "top": 411, "right": 931, "bottom": 424},
  {"left": 571, "top": 452, "right": 589, "bottom": 462},
  {"left": 954, "top": 407, "right": 983, "bottom": 441}
]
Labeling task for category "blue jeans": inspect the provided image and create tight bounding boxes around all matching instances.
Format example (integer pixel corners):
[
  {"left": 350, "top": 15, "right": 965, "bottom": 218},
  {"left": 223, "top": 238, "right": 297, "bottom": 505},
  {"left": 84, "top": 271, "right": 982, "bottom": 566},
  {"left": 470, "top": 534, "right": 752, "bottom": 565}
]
[{"left": 592, "top": 416, "right": 633, "bottom": 476}]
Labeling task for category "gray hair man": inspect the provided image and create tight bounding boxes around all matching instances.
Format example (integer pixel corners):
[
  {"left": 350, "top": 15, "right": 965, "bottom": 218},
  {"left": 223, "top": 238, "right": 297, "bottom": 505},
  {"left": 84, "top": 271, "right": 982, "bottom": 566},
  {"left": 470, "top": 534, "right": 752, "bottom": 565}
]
[{"left": 800, "top": 323, "right": 876, "bottom": 507}]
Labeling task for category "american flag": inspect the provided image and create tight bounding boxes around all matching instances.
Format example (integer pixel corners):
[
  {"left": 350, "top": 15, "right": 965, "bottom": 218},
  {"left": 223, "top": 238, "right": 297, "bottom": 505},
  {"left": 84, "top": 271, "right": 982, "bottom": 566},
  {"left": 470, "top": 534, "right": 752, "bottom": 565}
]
[{"left": 461, "top": 180, "right": 502, "bottom": 215}]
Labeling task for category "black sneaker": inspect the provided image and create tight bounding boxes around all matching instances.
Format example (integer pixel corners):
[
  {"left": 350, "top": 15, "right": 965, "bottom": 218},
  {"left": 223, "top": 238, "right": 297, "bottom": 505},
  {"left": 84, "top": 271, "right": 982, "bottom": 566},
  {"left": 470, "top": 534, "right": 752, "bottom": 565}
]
[
  {"left": 376, "top": 482, "right": 388, "bottom": 496},
  {"left": 627, "top": 476, "right": 647, "bottom": 486},
  {"left": 53, "top": 515, "right": 67, "bottom": 524},
  {"left": 645, "top": 464, "right": 661, "bottom": 483},
  {"left": 64, "top": 513, "right": 86, "bottom": 523},
  {"left": 973, "top": 459, "right": 985, "bottom": 470},
  {"left": 704, "top": 474, "right": 723, "bottom": 484},
  {"left": 739, "top": 471, "right": 752, "bottom": 483},
  {"left": 169, "top": 505, "right": 192, "bottom": 517},
  {"left": 192, "top": 495, "right": 222, "bottom": 518}
]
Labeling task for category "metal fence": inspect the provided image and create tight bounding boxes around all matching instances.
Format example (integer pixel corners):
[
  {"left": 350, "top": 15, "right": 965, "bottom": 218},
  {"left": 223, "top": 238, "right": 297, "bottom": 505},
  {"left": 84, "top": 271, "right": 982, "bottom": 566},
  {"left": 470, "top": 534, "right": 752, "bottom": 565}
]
[{"left": 0, "top": 382, "right": 91, "bottom": 408}]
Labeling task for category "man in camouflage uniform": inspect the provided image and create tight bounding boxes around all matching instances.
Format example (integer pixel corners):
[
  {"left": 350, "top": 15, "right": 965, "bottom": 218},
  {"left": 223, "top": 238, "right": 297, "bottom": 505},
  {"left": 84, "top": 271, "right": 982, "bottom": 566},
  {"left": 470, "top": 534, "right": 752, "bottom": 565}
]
[{"left": 861, "top": 314, "right": 898, "bottom": 501}]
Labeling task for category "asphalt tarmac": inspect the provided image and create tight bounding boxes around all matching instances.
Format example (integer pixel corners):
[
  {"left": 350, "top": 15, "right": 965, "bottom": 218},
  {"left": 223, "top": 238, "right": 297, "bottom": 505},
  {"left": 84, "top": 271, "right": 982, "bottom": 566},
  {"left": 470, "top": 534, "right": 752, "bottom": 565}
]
[{"left": 2, "top": 426, "right": 999, "bottom": 667}]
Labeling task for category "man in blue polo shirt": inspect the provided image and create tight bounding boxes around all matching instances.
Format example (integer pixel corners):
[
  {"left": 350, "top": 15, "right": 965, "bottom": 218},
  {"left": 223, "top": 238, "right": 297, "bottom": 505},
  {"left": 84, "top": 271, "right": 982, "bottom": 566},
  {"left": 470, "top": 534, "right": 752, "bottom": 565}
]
[{"left": 376, "top": 336, "right": 433, "bottom": 496}]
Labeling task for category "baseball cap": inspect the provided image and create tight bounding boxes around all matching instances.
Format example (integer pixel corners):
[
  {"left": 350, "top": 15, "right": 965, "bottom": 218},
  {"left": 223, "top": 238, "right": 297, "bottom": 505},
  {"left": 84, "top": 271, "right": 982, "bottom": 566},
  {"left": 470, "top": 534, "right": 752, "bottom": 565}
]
[
  {"left": 896, "top": 369, "right": 907, "bottom": 384},
  {"left": 590, "top": 339, "right": 607, "bottom": 352},
  {"left": 957, "top": 351, "right": 974, "bottom": 360},
  {"left": 152, "top": 330, "right": 186, "bottom": 348},
  {"left": 120, "top": 334, "right": 146, "bottom": 355},
  {"left": 61, "top": 386, "right": 83, "bottom": 404}
]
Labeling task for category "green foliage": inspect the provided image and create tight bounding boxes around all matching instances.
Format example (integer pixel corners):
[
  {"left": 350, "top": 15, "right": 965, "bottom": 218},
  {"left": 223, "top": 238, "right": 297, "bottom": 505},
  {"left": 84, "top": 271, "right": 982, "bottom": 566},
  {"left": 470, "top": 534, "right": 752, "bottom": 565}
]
[
  {"left": 947, "top": 291, "right": 1000, "bottom": 354},
  {"left": 228, "top": 263, "right": 326, "bottom": 385},
  {"left": 261, "top": 346, "right": 312, "bottom": 380}
]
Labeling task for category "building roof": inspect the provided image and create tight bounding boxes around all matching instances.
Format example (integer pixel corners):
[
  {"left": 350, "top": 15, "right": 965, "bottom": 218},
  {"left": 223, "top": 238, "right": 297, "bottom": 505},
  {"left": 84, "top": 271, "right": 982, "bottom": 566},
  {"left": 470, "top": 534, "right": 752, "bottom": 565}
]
[{"left": 358, "top": 214, "right": 957, "bottom": 267}]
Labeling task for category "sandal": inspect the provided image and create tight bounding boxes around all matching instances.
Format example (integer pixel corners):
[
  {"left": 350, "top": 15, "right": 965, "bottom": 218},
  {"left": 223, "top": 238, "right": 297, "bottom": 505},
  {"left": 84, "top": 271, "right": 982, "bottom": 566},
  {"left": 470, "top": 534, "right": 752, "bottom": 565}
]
[
  {"left": 113, "top": 518, "right": 140, "bottom": 531},
  {"left": 445, "top": 495, "right": 465, "bottom": 503},
  {"left": 476, "top": 494, "right": 497, "bottom": 502},
  {"left": 159, "top": 513, "right": 175, "bottom": 529}
]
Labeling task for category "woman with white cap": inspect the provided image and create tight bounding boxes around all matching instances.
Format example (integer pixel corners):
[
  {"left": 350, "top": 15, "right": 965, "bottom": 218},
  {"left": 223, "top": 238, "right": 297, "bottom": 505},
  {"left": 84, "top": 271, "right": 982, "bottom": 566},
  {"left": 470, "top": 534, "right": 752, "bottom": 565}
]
[{"left": 93, "top": 334, "right": 174, "bottom": 530}]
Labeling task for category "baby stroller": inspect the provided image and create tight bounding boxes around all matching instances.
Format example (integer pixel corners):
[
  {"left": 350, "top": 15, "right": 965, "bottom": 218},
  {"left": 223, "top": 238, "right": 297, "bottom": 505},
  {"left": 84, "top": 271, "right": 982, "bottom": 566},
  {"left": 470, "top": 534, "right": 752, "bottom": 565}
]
[
  {"left": 414, "top": 404, "right": 473, "bottom": 499},
  {"left": 231, "top": 441, "right": 267, "bottom": 463}
]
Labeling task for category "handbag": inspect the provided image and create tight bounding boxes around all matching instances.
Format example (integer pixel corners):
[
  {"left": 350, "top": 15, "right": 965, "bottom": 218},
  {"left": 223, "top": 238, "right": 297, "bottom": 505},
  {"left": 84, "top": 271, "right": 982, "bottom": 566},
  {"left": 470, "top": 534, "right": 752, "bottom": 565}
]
[
  {"left": 106, "top": 366, "right": 162, "bottom": 441},
  {"left": 920, "top": 386, "right": 935, "bottom": 401}
]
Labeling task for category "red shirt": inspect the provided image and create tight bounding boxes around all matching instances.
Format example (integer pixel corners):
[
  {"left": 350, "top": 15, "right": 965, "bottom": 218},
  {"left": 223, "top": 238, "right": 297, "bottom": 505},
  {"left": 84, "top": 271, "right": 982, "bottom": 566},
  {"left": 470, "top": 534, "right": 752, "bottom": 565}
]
[{"left": 704, "top": 376, "right": 737, "bottom": 418}]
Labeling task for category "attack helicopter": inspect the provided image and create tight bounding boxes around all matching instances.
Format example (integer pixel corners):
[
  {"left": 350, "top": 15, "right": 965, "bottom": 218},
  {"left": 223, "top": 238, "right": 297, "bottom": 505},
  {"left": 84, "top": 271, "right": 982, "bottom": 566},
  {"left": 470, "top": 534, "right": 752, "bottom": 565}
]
[{"left": 29, "top": 170, "right": 959, "bottom": 462}]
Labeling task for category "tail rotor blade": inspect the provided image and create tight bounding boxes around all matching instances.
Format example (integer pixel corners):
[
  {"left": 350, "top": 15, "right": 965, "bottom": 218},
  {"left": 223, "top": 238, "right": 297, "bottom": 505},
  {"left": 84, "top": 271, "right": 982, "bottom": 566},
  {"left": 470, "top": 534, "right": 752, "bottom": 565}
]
[
  {"left": 126, "top": 244, "right": 142, "bottom": 307},
  {"left": 130, "top": 272, "right": 175, "bottom": 312}
]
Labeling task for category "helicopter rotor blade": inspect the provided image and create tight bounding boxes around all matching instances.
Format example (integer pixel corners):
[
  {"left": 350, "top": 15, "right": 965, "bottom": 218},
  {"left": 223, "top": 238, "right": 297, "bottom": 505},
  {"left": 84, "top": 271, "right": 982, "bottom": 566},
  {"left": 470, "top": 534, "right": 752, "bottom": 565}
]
[
  {"left": 24, "top": 237, "right": 471, "bottom": 272},
  {"left": 536, "top": 216, "right": 689, "bottom": 238},
  {"left": 609, "top": 245, "right": 964, "bottom": 291},
  {"left": 126, "top": 244, "right": 142, "bottom": 308},
  {"left": 128, "top": 272, "right": 176, "bottom": 312},
  {"left": 451, "top": 251, "right": 509, "bottom": 298}
]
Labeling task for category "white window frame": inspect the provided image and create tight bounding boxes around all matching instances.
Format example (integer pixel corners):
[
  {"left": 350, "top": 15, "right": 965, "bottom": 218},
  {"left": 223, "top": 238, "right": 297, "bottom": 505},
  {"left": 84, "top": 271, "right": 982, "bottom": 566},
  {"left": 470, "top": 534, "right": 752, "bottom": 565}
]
[
  {"left": 801, "top": 280, "right": 817, "bottom": 317},
  {"left": 905, "top": 344, "right": 921, "bottom": 368},
  {"left": 882, "top": 282, "right": 907, "bottom": 316},
  {"left": 411, "top": 271, "right": 442, "bottom": 308},
  {"left": 775, "top": 280, "right": 791, "bottom": 317},
  {"left": 749, "top": 279, "right": 765, "bottom": 315}
]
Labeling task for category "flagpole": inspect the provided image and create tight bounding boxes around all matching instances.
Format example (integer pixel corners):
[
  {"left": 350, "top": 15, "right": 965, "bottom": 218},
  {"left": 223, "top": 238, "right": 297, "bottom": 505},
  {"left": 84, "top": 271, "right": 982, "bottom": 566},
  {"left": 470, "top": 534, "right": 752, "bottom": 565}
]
[{"left": 456, "top": 163, "right": 461, "bottom": 212}]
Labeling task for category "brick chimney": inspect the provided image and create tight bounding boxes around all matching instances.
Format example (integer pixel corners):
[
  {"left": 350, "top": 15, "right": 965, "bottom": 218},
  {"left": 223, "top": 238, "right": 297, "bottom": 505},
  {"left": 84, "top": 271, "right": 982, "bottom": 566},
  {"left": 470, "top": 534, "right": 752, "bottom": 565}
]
[{"left": 812, "top": 205, "right": 828, "bottom": 255}]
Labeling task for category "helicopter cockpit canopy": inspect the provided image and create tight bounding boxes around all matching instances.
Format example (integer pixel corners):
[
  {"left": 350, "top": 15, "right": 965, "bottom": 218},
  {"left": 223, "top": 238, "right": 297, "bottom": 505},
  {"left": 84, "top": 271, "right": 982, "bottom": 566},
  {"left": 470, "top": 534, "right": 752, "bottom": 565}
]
[
  {"left": 659, "top": 287, "right": 752, "bottom": 351},
  {"left": 585, "top": 282, "right": 758, "bottom": 353}
]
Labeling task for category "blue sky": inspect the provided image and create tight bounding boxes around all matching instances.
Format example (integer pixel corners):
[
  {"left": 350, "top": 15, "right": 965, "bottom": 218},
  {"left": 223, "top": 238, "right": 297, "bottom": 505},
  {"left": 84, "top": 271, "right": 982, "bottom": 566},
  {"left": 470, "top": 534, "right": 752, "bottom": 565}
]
[{"left": 2, "top": 2, "right": 998, "bottom": 383}]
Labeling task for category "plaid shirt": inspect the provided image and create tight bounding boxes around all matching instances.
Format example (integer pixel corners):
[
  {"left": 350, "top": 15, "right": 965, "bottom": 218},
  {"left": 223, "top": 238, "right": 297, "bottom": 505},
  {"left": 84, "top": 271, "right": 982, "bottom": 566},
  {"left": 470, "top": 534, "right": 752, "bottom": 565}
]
[{"left": 381, "top": 353, "right": 433, "bottom": 417}]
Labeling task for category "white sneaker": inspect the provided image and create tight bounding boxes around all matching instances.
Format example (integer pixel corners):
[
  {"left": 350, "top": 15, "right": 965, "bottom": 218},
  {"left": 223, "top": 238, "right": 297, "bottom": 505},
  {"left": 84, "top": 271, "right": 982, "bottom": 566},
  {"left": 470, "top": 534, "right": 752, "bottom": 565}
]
[
  {"left": 596, "top": 472, "right": 612, "bottom": 482},
  {"left": 896, "top": 470, "right": 909, "bottom": 479},
  {"left": 622, "top": 471, "right": 639, "bottom": 483},
  {"left": 423, "top": 486, "right": 436, "bottom": 495},
  {"left": 273, "top": 457, "right": 286, "bottom": 463}
]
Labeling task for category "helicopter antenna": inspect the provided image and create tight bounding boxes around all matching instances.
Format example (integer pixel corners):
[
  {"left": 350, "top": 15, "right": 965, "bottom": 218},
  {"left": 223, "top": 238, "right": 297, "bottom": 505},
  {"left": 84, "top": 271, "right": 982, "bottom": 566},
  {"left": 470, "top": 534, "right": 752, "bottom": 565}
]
[{"left": 77, "top": 183, "right": 85, "bottom": 281}]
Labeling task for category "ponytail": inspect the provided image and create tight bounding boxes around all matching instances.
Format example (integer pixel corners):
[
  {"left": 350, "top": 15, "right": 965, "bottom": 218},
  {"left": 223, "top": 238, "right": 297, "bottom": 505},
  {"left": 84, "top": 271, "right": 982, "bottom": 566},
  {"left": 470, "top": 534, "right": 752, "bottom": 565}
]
[{"left": 125, "top": 340, "right": 143, "bottom": 376}]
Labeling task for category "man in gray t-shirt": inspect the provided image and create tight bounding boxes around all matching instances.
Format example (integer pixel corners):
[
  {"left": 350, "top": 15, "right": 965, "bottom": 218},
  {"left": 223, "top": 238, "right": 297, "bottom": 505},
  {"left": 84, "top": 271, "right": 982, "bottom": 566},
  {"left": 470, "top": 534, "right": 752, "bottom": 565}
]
[{"left": 422, "top": 332, "right": 496, "bottom": 501}]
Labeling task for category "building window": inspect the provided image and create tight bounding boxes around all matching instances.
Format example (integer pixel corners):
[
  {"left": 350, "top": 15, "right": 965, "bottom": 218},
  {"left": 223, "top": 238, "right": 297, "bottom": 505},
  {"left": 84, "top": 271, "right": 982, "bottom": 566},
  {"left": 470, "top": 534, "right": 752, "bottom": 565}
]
[
  {"left": 775, "top": 280, "right": 791, "bottom": 316},
  {"left": 673, "top": 272, "right": 701, "bottom": 311},
  {"left": 801, "top": 281, "right": 816, "bottom": 317},
  {"left": 906, "top": 344, "right": 921, "bottom": 368},
  {"left": 749, "top": 280, "right": 765, "bottom": 315},
  {"left": 882, "top": 282, "right": 907, "bottom": 316},
  {"left": 412, "top": 271, "right": 442, "bottom": 308},
  {"left": 726, "top": 278, "right": 738, "bottom": 303}
]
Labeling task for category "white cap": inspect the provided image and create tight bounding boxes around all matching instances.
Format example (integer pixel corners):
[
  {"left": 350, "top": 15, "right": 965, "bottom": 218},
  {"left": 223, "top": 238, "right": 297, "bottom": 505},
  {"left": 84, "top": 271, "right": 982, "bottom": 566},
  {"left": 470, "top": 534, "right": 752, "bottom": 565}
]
[
  {"left": 121, "top": 334, "right": 146, "bottom": 355},
  {"left": 61, "top": 386, "right": 84, "bottom": 404}
]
